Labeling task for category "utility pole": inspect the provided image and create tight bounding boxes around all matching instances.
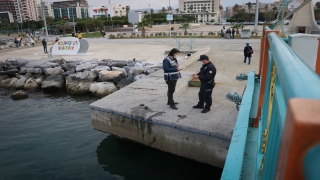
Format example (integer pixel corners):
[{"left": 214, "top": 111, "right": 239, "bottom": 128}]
[
  {"left": 41, "top": 0, "right": 49, "bottom": 41},
  {"left": 254, "top": 0, "right": 259, "bottom": 32},
  {"left": 169, "top": 0, "right": 171, "bottom": 37},
  {"left": 73, "top": 8, "right": 76, "bottom": 33},
  {"left": 149, "top": 4, "right": 151, "bottom": 18},
  {"left": 109, "top": 0, "right": 112, "bottom": 21}
]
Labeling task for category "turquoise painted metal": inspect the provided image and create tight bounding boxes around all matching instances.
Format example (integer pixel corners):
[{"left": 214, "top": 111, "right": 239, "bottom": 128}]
[
  {"left": 173, "top": 28, "right": 196, "bottom": 50},
  {"left": 221, "top": 71, "right": 256, "bottom": 180},
  {"left": 222, "top": 29, "right": 320, "bottom": 180}
]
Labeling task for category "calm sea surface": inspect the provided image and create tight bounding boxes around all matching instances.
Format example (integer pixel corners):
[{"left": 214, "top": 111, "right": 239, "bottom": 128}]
[{"left": 0, "top": 89, "right": 222, "bottom": 180}]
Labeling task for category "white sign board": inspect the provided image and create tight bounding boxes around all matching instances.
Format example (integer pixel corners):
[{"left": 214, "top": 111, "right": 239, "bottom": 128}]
[
  {"left": 166, "top": 14, "right": 173, "bottom": 21},
  {"left": 128, "top": 12, "right": 142, "bottom": 24},
  {"left": 52, "top": 37, "right": 80, "bottom": 55},
  {"left": 241, "top": 29, "right": 251, "bottom": 39}
]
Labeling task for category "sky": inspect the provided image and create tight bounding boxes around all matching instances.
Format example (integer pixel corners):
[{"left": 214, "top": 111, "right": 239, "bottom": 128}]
[{"left": 50, "top": 0, "right": 320, "bottom": 10}]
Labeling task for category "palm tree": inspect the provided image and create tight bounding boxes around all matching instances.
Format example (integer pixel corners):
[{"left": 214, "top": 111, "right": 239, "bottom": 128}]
[
  {"left": 233, "top": 4, "right": 239, "bottom": 14},
  {"left": 150, "top": 9, "right": 154, "bottom": 14},
  {"left": 100, "top": 8, "right": 104, "bottom": 13},
  {"left": 126, "top": 6, "right": 130, "bottom": 16},
  {"left": 179, "top": 23, "right": 190, "bottom": 36},
  {"left": 265, "top": 4, "right": 269, "bottom": 12},
  {"left": 201, "top": 6, "right": 207, "bottom": 22},
  {"left": 189, "top": 5, "right": 193, "bottom": 12},
  {"left": 122, "top": 7, "right": 125, "bottom": 16},
  {"left": 120, "top": 10, "right": 123, "bottom": 16},
  {"left": 115, "top": 11, "right": 118, "bottom": 16},
  {"left": 161, "top": 7, "right": 166, "bottom": 13},
  {"left": 248, "top": 2, "right": 252, "bottom": 14},
  {"left": 167, "top": 6, "right": 172, "bottom": 12},
  {"left": 136, "top": 18, "right": 153, "bottom": 36},
  {"left": 143, "top": 10, "right": 148, "bottom": 16},
  {"left": 219, "top": 5, "right": 223, "bottom": 22},
  {"left": 176, "top": 8, "right": 179, "bottom": 14}
]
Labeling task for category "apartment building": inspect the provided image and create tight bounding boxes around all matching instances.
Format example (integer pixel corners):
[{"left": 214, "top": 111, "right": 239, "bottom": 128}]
[
  {"left": 178, "top": 0, "right": 221, "bottom": 22},
  {"left": 0, "top": 0, "right": 38, "bottom": 22},
  {"left": 89, "top": 6, "right": 108, "bottom": 19},
  {"left": 14, "top": 0, "right": 39, "bottom": 22},
  {"left": 52, "top": 0, "right": 89, "bottom": 19},
  {"left": 37, "top": 1, "right": 53, "bottom": 19},
  {"left": 0, "top": 11, "right": 14, "bottom": 23}
]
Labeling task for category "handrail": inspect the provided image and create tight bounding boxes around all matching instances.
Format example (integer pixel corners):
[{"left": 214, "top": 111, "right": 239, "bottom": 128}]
[
  {"left": 221, "top": 71, "right": 256, "bottom": 180},
  {"left": 268, "top": 32, "right": 320, "bottom": 101}
]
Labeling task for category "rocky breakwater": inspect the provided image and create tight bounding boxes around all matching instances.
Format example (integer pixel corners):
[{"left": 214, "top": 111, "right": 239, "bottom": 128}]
[
  {"left": 0, "top": 36, "right": 33, "bottom": 50},
  {"left": 0, "top": 57, "right": 162, "bottom": 97}
]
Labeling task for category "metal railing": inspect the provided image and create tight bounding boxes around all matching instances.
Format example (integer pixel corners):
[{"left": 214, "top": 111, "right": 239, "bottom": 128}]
[{"left": 222, "top": 27, "right": 320, "bottom": 180}]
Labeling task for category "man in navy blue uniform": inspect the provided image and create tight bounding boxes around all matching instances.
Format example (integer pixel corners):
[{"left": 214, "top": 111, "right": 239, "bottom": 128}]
[{"left": 192, "top": 55, "right": 217, "bottom": 113}]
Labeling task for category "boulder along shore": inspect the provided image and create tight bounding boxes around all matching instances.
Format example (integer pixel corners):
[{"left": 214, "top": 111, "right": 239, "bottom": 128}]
[{"left": 0, "top": 57, "right": 163, "bottom": 97}]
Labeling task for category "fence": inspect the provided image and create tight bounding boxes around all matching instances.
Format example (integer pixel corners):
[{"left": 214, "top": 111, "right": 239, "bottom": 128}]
[{"left": 222, "top": 27, "right": 320, "bottom": 179}]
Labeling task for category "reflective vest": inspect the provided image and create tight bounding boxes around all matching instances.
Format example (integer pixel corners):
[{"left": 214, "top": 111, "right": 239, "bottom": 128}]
[{"left": 164, "top": 56, "right": 181, "bottom": 81}]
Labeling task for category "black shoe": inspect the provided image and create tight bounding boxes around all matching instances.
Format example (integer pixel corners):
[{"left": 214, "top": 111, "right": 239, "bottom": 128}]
[
  {"left": 193, "top": 105, "right": 204, "bottom": 109},
  {"left": 167, "top": 102, "right": 178, "bottom": 105},
  {"left": 201, "top": 108, "right": 210, "bottom": 113},
  {"left": 170, "top": 104, "right": 178, "bottom": 110},
  {"left": 243, "top": 61, "right": 246, "bottom": 63}
]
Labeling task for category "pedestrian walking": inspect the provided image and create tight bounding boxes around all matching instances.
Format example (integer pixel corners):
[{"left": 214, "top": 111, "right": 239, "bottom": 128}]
[
  {"left": 42, "top": 38, "right": 48, "bottom": 53},
  {"left": 226, "top": 29, "right": 231, "bottom": 39},
  {"left": 30, "top": 37, "right": 35, "bottom": 47},
  {"left": 244, "top": 43, "right": 253, "bottom": 65},
  {"left": 55, "top": 37, "right": 59, "bottom": 43},
  {"left": 17, "top": 35, "right": 21, "bottom": 47},
  {"left": 220, "top": 29, "right": 224, "bottom": 38},
  {"left": 192, "top": 55, "right": 217, "bottom": 113},
  {"left": 232, "top": 28, "right": 235, "bottom": 39},
  {"left": 163, "top": 48, "right": 182, "bottom": 110}
]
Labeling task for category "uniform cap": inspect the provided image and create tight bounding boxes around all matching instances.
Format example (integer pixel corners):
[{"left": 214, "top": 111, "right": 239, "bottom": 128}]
[{"left": 198, "top": 55, "right": 209, "bottom": 61}]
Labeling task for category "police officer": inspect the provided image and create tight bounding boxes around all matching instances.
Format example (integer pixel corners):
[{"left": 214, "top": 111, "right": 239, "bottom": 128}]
[
  {"left": 192, "top": 55, "right": 217, "bottom": 113},
  {"left": 163, "top": 48, "right": 182, "bottom": 110}
]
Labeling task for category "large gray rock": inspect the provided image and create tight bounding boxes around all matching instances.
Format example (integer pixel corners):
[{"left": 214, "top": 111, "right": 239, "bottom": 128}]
[
  {"left": 99, "top": 59, "right": 127, "bottom": 68},
  {"left": 62, "top": 63, "right": 76, "bottom": 71},
  {"left": 112, "top": 67, "right": 128, "bottom": 77},
  {"left": 134, "top": 74, "right": 147, "bottom": 81},
  {"left": 33, "top": 68, "right": 43, "bottom": 74},
  {"left": 92, "top": 66, "right": 111, "bottom": 73},
  {"left": 4, "top": 45, "right": 10, "bottom": 49},
  {"left": 38, "top": 62, "right": 60, "bottom": 69},
  {"left": 62, "top": 69, "right": 75, "bottom": 78},
  {"left": 0, "top": 75, "right": 8, "bottom": 81},
  {"left": 3, "top": 58, "right": 29, "bottom": 69},
  {"left": 116, "top": 76, "right": 134, "bottom": 89},
  {"left": 0, "top": 61, "right": 3, "bottom": 68},
  {"left": 41, "top": 75, "right": 65, "bottom": 90},
  {"left": 35, "top": 75, "right": 45, "bottom": 85},
  {"left": 11, "top": 73, "right": 32, "bottom": 89},
  {"left": 0, "top": 45, "right": 4, "bottom": 50},
  {"left": 19, "top": 67, "right": 34, "bottom": 74},
  {"left": 10, "top": 90, "right": 28, "bottom": 100},
  {"left": 75, "top": 62, "right": 97, "bottom": 72},
  {"left": 127, "top": 60, "right": 137, "bottom": 67},
  {"left": 89, "top": 82, "right": 117, "bottom": 97},
  {"left": 24, "top": 78, "right": 39, "bottom": 90},
  {"left": 145, "top": 67, "right": 160, "bottom": 75},
  {"left": 49, "top": 58, "right": 65, "bottom": 65},
  {"left": 65, "top": 71, "right": 97, "bottom": 94},
  {"left": 98, "top": 70, "right": 126, "bottom": 83},
  {"left": 0, "top": 77, "right": 18, "bottom": 88},
  {"left": 125, "top": 66, "right": 146, "bottom": 77},
  {"left": 43, "top": 68, "right": 64, "bottom": 76},
  {"left": 0, "top": 68, "right": 19, "bottom": 76}
]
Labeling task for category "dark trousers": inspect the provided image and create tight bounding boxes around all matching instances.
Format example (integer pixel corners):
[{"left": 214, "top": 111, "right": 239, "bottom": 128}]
[
  {"left": 43, "top": 45, "right": 47, "bottom": 52},
  {"left": 197, "top": 84, "right": 213, "bottom": 109},
  {"left": 232, "top": 33, "right": 235, "bottom": 39},
  {"left": 166, "top": 80, "right": 177, "bottom": 104},
  {"left": 244, "top": 56, "right": 251, "bottom": 64}
]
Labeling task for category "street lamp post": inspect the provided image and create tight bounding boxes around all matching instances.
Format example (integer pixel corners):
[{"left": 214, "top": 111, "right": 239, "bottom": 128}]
[
  {"left": 72, "top": 7, "right": 76, "bottom": 33},
  {"left": 149, "top": 4, "right": 151, "bottom": 18},
  {"left": 254, "top": 0, "right": 259, "bottom": 32},
  {"left": 169, "top": 0, "right": 171, "bottom": 37},
  {"left": 109, "top": 0, "right": 112, "bottom": 21},
  {"left": 41, "top": 0, "right": 49, "bottom": 40}
]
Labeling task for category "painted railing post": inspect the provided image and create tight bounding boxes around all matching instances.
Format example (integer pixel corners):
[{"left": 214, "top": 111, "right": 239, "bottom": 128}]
[
  {"left": 258, "top": 28, "right": 266, "bottom": 76},
  {"left": 316, "top": 38, "right": 320, "bottom": 75},
  {"left": 253, "top": 29, "right": 279, "bottom": 127},
  {"left": 275, "top": 99, "right": 320, "bottom": 180}
]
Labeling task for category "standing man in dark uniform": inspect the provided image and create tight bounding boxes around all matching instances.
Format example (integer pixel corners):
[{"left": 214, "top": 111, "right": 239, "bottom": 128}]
[{"left": 192, "top": 55, "right": 217, "bottom": 113}]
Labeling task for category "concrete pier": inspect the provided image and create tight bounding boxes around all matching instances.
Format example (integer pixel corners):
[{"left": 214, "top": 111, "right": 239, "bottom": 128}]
[{"left": 90, "top": 39, "right": 260, "bottom": 167}]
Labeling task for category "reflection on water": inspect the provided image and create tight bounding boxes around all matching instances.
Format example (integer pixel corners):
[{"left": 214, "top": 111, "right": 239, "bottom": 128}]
[
  {"left": 97, "top": 136, "right": 222, "bottom": 180},
  {"left": 0, "top": 89, "right": 222, "bottom": 180}
]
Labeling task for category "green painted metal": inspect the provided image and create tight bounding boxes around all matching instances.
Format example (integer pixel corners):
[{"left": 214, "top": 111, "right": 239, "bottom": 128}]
[
  {"left": 221, "top": 71, "right": 256, "bottom": 180},
  {"left": 173, "top": 28, "right": 196, "bottom": 50},
  {"left": 304, "top": 144, "right": 320, "bottom": 180}
]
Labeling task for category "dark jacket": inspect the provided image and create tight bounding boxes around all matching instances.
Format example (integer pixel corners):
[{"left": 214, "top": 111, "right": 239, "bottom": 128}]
[
  {"left": 42, "top": 40, "right": 47, "bottom": 46},
  {"left": 163, "top": 56, "right": 181, "bottom": 81},
  {"left": 226, "top": 29, "right": 231, "bottom": 34},
  {"left": 244, "top": 46, "right": 253, "bottom": 57},
  {"left": 232, "top": 29, "right": 235, "bottom": 34},
  {"left": 197, "top": 61, "right": 216, "bottom": 84}
]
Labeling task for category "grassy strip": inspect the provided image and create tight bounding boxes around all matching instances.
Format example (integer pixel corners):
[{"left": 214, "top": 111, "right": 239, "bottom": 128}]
[
  {"left": 108, "top": 36, "right": 262, "bottom": 39},
  {"left": 81, "top": 33, "right": 103, "bottom": 38}
]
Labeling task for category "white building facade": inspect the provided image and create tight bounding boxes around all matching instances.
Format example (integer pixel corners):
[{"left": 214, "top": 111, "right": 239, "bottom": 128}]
[
  {"left": 89, "top": 6, "right": 108, "bottom": 18},
  {"left": 14, "top": 0, "right": 39, "bottom": 22},
  {"left": 178, "top": 0, "right": 221, "bottom": 23},
  {"left": 37, "top": 1, "right": 53, "bottom": 18},
  {"left": 111, "top": 4, "right": 126, "bottom": 17}
]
